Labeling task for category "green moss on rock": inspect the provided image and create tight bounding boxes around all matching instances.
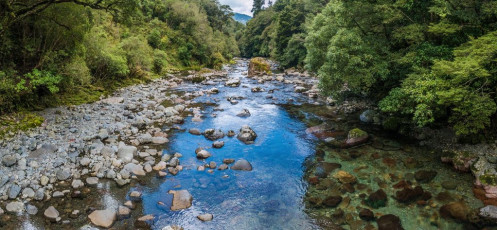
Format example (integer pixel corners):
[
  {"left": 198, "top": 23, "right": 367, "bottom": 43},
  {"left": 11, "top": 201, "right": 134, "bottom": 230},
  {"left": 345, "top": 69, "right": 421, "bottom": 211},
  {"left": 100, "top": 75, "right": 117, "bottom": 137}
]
[
  {"left": 480, "top": 174, "right": 497, "bottom": 186},
  {"left": 348, "top": 128, "right": 368, "bottom": 139}
]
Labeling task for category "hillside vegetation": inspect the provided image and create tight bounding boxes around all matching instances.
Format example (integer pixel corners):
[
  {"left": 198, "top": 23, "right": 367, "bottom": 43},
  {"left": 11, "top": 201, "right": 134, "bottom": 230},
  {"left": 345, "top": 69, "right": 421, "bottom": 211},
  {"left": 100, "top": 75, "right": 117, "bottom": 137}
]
[
  {"left": 0, "top": 0, "right": 242, "bottom": 114},
  {"left": 240, "top": 0, "right": 497, "bottom": 137}
]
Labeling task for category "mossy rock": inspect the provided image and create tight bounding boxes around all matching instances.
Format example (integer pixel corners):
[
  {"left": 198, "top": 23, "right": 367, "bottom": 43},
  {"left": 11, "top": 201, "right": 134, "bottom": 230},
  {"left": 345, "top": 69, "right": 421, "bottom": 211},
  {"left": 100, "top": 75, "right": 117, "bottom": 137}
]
[
  {"left": 348, "top": 128, "right": 368, "bottom": 139},
  {"left": 248, "top": 57, "right": 272, "bottom": 76},
  {"left": 479, "top": 174, "right": 497, "bottom": 186},
  {"left": 0, "top": 112, "right": 44, "bottom": 138}
]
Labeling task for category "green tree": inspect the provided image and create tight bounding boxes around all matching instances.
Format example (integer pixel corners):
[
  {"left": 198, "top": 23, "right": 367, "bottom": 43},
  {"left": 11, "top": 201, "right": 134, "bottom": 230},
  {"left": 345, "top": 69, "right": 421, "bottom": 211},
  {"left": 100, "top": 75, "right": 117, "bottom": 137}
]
[{"left": 252, "top": 0, "right": 265, "bottom": 16}]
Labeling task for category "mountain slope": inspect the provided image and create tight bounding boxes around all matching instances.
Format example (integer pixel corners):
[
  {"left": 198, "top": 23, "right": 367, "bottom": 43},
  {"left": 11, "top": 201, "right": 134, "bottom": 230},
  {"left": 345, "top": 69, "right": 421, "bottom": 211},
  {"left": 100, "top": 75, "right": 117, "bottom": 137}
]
[{"left": 234, "top": 13, "right": 252, "bottom": 24}]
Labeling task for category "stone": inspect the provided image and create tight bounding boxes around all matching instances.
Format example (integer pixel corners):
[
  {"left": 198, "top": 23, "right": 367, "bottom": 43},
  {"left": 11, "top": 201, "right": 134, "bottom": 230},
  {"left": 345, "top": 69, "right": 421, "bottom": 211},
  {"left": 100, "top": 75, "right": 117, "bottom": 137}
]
[
  {"left": 196, "top": 149, "right": 211, "bottom": 159},
  {"left": 40, "top": 175, "right": 49, "bottom": 186},
  {"left": 86, "top": 177, "right": 99, "bottom": 186},
  {"left": 227, "top": 130, "right": 236, "bottom": 137},
  {"left": 360, "top": 110, "right": 379, "bottom": 123},
  {"left": 344, "top": 128, "right": 369, "bottom": 147},
  {"left": 2, "top": 155, "right": 17, "bottom": 167},
  {"left": 414, "top": 170, "right": 437, "bottom": 183},
  {"left": 197, "top": 213, "right": 213, "bottom": 222},
  {"left": 72, "top": 179, "right": 84, "bottom": 189},
  {"left": 209, "top": 161, "right": 217, "bottom": 169},
  {"left": 138, "top": 133, "right": 153, "bottom": 144},
  {"left": 218, "top": 164, "right": 228, "bottom": 170},
  {"left": 212, "top": 141, "right": 224, "bottom": 148},
  {"left": 70, "top": 210, "right": 80, "bottom": 219},
  {"left": 189, "top": 128, "right": 202, "bottom": 135},
  {"left": 80, "top": 157, "right": 91, "bottom": 166},
  {"left": 53, "top": 191, "right": 64, "bottom": 198},
  {"left": 366, "top": 189, "right": 388, "bottom": 209},
  {"left": 322, "top": 196, "right": 342, "bottom": 207},
  {"left": 203, "top": 129, "right": 225, "bottom": 141},
  {"left": 8, "top": 184, "right": 21, "bottom": 199},
  {"left": 169, "top": 190, "right": 193, "bottom": 211},
  {"left": 124, "top": 201, "right": 136, "bottom": 209},
  {"left": 377, "top": 214, "right": 404, "bottom": 230},
  {"left": 441, "top": 181, "right": 457, "bottom": 190},
  {"left": 231, "top": 159, "right": 253, "bottom": 171},
  {"left": 223, "top": 159, "right": 235, "bottom": 164},
  {"left": 118, "top": 145, "right": 137, "bottom": 163},
  {"left": 395, "top": 186, "right": 425, "bottom": 203},
  {"left": 135, "top": 215, "right": 154, "bottom": 228},
  {"left": 130, "top": 191, "right": 142, "bottom": 200},
  {"left": 88, "top": 209, "right": 117, "bottom": 228},
  {"left": 359, "top": 208, "right": 375, "bottom": 221},
  {"left": 153, "top": 161, "right": 167, "bottom": 171},
  {"left": 44, "top": 206, "right": 59, "bottom": 220},
  {"left": 118, "top": 206, "right": 131, "bottom": 220},
  {"left": 6, "top": 201, "right": 24, "bottom": 213},
  {"left": 56, "top": 169, "right": 71, "bottom": 181},
  {"left": 333, "top": 170, "right": 357, "bottom": 184},
  {"left": 480, "top": 205, "right": 497, "bottom": 220},
  {"left": 237, "top": 125, "right": 257, "bottom": 144},
  {"left": 439, "top": 202, "right": 469, "bottom": 221},
  {"left": 152, "top": 137, "right": 169, "bottom": 144},
  {"left": 236, "top": 109, "right": 251, "bottom": 117},
  {"left": 26, "top": 204, "right": 38, "bottom": 215},
  {"left": 35, "top": 189, "right": 45, "bottom": 201}
]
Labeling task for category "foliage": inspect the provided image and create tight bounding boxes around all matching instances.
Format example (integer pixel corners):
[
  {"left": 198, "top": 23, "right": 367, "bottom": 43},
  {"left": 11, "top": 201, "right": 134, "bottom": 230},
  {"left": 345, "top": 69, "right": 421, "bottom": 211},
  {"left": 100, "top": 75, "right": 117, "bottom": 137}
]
[{"left": 0, "top": 0, "right": 241, "bottom": 115}]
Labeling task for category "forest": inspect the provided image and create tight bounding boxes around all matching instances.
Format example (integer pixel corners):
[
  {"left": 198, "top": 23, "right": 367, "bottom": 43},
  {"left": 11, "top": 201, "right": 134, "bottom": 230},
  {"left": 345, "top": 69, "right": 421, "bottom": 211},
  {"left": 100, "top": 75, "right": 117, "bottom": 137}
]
[
  {"left": 240, "top": 0, "right": 497, "bottom": 138},
  {"left": 0, "top": 0, "right": 242, "bottom": 113}
]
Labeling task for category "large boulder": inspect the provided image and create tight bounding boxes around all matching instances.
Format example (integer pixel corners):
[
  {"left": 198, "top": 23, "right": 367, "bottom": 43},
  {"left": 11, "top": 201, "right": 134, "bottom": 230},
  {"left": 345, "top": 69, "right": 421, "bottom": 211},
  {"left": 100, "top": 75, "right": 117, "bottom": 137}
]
[
  {"left": 203, "top": 129, "right": 225, "bottom": 141},
  {"left": 88, "top": 209, "right": 117, "bottom": 228},
  {"left": 237, "top": 125, "right": 257, "bottom": 144},
  {"left": 248, "top": 57, "right": 271, "bottom": 76},
  {"left": 169, "top": 190, "right": 193, "bottom": 211},
  {"left": 344, "top": 128, "right": 369, "bottom": 148},
  {"left": 231, "top": 159, "right": 253, "bottom": 171},
  {"left": 118, "top": 145, "right": 137, "bottom": 163}
]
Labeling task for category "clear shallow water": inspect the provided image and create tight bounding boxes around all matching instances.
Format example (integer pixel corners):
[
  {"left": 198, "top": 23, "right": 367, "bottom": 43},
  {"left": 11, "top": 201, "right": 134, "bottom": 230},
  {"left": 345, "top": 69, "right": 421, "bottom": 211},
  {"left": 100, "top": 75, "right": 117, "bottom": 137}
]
[{"left": 140, "top": 63, "right": 321, "bottom": 229}]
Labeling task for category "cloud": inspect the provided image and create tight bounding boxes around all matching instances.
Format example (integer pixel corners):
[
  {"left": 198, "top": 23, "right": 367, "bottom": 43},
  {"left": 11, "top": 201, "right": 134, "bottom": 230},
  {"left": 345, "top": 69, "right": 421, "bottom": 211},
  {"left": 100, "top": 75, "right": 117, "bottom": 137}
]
[{"left": 219, "top": 0, "right": 253, "bottom": 16}]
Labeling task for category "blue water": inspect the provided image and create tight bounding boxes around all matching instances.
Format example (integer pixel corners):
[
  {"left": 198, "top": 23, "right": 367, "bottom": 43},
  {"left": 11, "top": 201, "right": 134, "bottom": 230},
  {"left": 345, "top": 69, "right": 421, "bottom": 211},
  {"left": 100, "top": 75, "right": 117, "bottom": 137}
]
[{"left": 139, "top": 62, "right": 320, "bottom": 229}]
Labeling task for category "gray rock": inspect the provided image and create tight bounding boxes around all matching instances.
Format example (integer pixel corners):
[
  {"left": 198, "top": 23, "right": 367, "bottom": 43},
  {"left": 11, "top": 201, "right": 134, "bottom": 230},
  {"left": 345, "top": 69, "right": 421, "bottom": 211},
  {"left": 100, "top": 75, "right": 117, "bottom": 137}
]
[
  {"left": 35, "top": 189, "right": 45, "bottom": 201},
  {"left": 29, "top": 144, "right": 57, "bottom": 158},
  {"left": 8, "top": 184, "right": 21, "bottom": 199},
  {"left": 26, "top": 204, "right": 38, "bottom": 215},
  {"left": 118, "top": 206, "right": 131, "bottom": 220},
  {"left": 203, "top": 129, "right": 225, "bottom": 141},
  {"left": 0, "top": 175, "right": 9, "bottom": 188},
  {"left": 169, "top": 157, "right": 179, "bottom": 167},
  {"left": 2, "top": 155, "right": 17, "bottom": 167},
  {"left": 237, "top": 125, "right": 257, "bottom": 144},
  {"left": 56, "top": 169, "right": 71, "bottom": 181},
  {"left": 138, "top": 133, "right": 153, "bottom": 144},
  {"left": 44, "top": 206, "right": 59, "bottom": 220},
  {"left": 236, "top": 109, "right": 251, "bottom": 117},
  {"left": 86, "top": 177, "right": 99, "bottom": 186},
  {"left": 212, "top": 141, "right": 224, "bottom": 149},
  {"left": 118, "top": 146, "right": 137, "bottom": 163},
  {"left": 196, "top": 149, "right": 211, "bottom": 159},
  {"left": 72, "top": 179, "right": 84, "bottom": 189},
  {"left": 480, "top": 205, "right": 497, "bottom": 220},
  {"left": 22, "top": 187, "right": 35, "bottom": 198},
  {"left": 53, "top": 191, "right": 64, "bottom": 198},
  {"left": 6, "top": 201, "right": 24, "bottom": 213},
  {"left": 189, "top": 128, "right": 202, "bottom": 135},
  {"left": 231, "top": 159, "right": 253, "bottom": 171}
]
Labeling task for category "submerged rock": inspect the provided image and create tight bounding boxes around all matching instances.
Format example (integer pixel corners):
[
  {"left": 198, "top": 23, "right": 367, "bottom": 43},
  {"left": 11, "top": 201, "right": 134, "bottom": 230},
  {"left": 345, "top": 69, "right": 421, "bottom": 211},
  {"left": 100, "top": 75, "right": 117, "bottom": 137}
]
[
  {"left": 359, "top": 208, "right": 375, "bottom": 221},
  {"left": 44, "top": 206, "right": 59, "bottom": 221},
  {"left": 88, "top": 209, "right": 117, "bottom": 228},
  {"left": 322, "top": 196, "right": 342, "bottom": 207},
  {"left": 135, "top": 214, "right": 154, "bottom": 228},
  {"left": 439, "top": 202, "right": 469, "bottom": 222},
  {"left": 169, "top": 190, "right": 193, "bottom": 211},
  {"left": 377, "top": 214, "right": 404, "bottom": 230},
  {"left": 333, "top": 170, "right": 356, "bottom": 184},
  {"left": 414, "top": 170, "right": 437, "bottom": 183},
  {"left": 344, "top": 128, "right": 369, "bottom": 148},
  {"left": 231, "top": 159, "right": 253, "bottom": 171},
  {"left": 366, "top": 189, "right": 387, "bottom": 209}
]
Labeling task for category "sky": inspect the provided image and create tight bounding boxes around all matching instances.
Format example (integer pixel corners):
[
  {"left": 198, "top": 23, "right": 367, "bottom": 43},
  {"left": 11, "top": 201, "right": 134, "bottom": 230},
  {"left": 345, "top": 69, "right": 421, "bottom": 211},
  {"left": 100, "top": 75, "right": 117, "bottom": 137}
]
[{"left": 219, "top": 0, "right": 254, "bottom": 16}]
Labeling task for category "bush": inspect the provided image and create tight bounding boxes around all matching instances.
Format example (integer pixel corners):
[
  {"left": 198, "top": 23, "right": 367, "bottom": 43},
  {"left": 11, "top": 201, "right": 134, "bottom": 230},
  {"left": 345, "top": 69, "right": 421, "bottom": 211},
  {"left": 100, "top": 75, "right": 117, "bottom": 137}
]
[
  {"left": 121, "top": 36, "right": 154, "bottom": 76},
  {"left": 62, "top": 56, "right": 92, "bottom": 87},
  {"left": 153, "top": 49, "right": 168, "bottom": 74}
]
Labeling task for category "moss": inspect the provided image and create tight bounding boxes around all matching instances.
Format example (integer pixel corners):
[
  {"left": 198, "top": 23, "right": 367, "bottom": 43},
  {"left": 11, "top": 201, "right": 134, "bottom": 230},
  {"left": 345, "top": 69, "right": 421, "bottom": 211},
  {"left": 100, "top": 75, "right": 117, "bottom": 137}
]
[
  {"left": 365, "top": 197, "right": 386, "bottom": 209},
  {"left": 479, "top": 174, "right": 497, "bottom": 186},
  {"left": 348, "top": 128, "right": 368, "bottom": 139},
  {"left": 191, "top": 75, "right": 206, "bottom": 83},
  {"left": 249, "top": 57, "right": 272, "bottom": 75},
  {"left": 0, "top": 112, "right": 44, "bottom": 138}
]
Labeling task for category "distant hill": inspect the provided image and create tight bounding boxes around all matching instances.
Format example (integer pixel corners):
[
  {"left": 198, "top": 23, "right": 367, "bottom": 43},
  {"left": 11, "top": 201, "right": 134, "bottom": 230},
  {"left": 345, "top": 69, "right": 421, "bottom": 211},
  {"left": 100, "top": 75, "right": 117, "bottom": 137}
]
[{"left": 233, "top": 13, "right": 252, "bottom": 24}]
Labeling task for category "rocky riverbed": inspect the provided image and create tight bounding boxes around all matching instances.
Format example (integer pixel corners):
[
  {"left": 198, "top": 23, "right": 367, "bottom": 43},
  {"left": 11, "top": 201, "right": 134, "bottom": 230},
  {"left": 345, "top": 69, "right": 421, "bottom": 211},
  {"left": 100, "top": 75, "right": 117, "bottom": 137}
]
[{"left": 0, "top": 58, "right": 496, "bottom": 229}]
